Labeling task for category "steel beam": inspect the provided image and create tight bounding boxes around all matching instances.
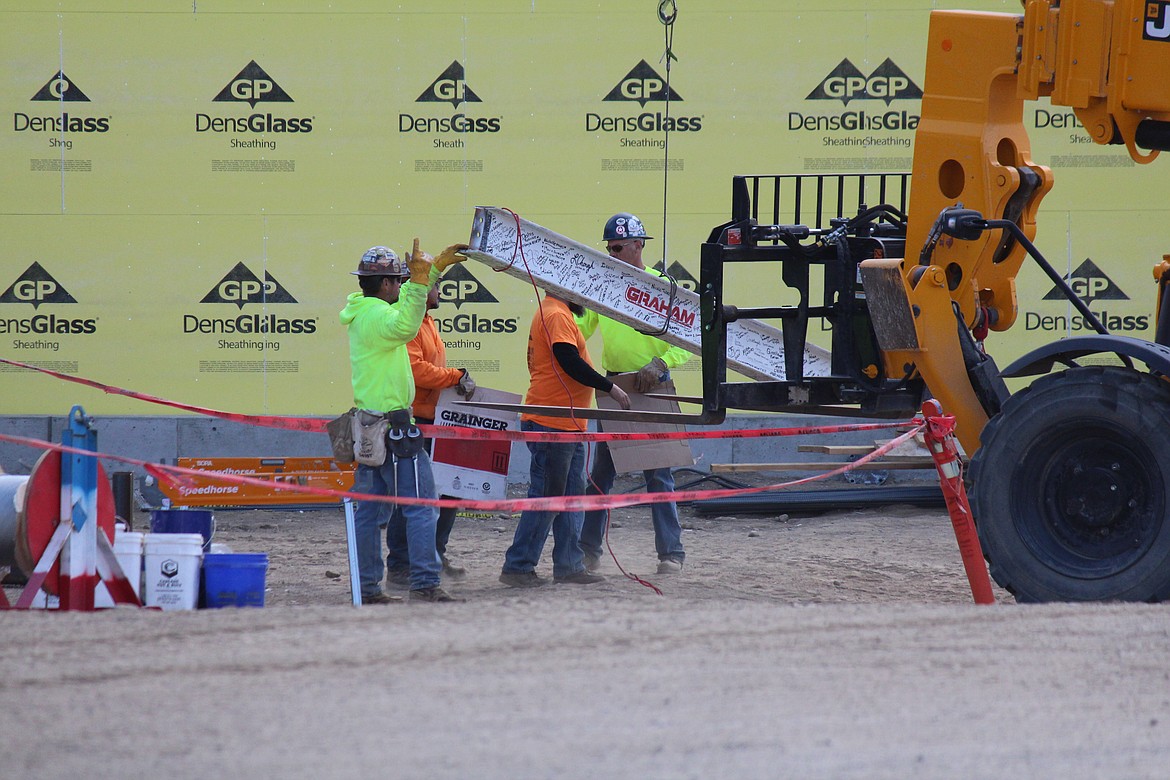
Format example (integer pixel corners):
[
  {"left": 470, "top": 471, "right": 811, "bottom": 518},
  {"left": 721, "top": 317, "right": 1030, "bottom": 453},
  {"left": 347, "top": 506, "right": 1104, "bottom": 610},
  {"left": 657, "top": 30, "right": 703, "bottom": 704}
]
[{"left": 466, "top": 207, "right": 831, "bottom": 382}]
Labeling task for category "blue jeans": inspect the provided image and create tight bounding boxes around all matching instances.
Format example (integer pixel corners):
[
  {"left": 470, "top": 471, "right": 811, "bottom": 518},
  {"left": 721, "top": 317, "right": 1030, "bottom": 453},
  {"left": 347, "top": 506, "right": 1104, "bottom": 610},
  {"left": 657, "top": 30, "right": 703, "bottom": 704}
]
[
  {"left": 435, "top": 506, "right": 457, "bottom": 557},
  {"left": 503, "top": 420, "right": 587, "bottom": 578},
  {"left": 580, "top": 435, "right": 685, "bottom": 563},
  {"left": 352, "top": 451, "right": 441, "bottom": 593},
  {"left": 390, "top": 508, "right": 455, "bottom": 562},
  {"left": 412, "top": 418, "right": 458, "bottom": 557}
]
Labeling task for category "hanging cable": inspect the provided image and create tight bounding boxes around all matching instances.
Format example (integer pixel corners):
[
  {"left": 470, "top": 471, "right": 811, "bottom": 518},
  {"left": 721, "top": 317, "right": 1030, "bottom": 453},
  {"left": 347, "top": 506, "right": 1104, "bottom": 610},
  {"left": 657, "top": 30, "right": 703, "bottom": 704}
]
[
  {"left": 636, "top": 269, "right": 678, "bottom": 337},
  {"left": 657, "top": 0, "right": 677, "bottom": 274},
  {"left": 500, "top": 208, "right": 584, "bottom": 430}
]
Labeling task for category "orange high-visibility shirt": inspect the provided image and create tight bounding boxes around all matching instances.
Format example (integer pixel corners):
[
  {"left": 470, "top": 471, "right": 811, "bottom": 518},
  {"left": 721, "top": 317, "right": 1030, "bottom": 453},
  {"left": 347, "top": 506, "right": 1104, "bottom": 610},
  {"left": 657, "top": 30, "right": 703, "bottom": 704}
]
[
  {"left": 522, "top": 296, "right": 595, "bottom": 432},
  {"left": 408, "top": 314, "right": 464, "bottom": 420}
]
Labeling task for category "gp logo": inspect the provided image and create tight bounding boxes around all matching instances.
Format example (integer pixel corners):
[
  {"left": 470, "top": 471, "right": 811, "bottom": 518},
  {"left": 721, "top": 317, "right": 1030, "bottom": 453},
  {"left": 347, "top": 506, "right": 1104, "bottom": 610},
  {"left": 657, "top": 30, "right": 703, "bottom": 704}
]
[
  {"left": 31, "top": 71, "right": 90, "bottom": 102},
  {"left": 1042, "top": 259, "right": 1129, "bottom": 302},
  {"left": 417, "top": 61, "right": 482, "bottom": 109},
  {"left": 201, "top": 262, "right": 298, "bottom": 309},
  {"left": 213, "top": 60, "right": 293, "bottom": 108},
  {"left": 0, "top": 263, "right": 77, "bottom": 308},
  {"left": 806, "top": 58, "right": 922, "bottom": 105},
  {"left": 603, "top": 60, "right": 682, "bottom": 108},
  {"left": 436, "top": 264, "right": 499, "bottom": 309}
]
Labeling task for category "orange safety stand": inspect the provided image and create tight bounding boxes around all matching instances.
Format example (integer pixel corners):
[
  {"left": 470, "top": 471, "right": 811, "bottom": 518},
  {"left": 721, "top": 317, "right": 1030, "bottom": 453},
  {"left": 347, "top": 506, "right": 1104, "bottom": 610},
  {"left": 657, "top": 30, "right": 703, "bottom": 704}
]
[{"left": 921, "top": 400, "right": 996, "bottom": 605}]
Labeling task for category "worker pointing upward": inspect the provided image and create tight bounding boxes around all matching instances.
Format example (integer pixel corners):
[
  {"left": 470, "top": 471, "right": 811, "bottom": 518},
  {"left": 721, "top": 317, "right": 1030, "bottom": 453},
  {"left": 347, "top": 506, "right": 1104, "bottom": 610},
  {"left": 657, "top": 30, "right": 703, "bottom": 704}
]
[
  {"left": 576, "top": 213, "right": 690, "bottom": 574},
  {"left": 340, "top": 240, "right": 468, "bottom": 604}
]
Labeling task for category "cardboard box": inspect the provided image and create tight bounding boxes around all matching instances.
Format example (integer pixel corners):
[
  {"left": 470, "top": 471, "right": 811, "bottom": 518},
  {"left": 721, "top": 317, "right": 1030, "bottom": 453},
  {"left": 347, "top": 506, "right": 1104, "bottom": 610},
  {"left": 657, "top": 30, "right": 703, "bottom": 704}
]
[
  {"left": 430, "top": 386, "right": 521, "bottom": 500},
  {"left": 595, "top": 375, "right": 694, "bottom": 474}
]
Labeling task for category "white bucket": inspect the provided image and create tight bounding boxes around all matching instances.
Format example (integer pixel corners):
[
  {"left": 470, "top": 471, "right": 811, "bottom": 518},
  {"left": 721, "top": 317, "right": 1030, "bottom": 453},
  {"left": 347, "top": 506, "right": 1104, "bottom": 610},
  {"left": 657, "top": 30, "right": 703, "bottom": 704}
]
[
  {"left": 143, "top": 533, "right": 204, "bottom": 611},
  {"left": 96, "top": 527, "right": 146, "bottom": 607}
]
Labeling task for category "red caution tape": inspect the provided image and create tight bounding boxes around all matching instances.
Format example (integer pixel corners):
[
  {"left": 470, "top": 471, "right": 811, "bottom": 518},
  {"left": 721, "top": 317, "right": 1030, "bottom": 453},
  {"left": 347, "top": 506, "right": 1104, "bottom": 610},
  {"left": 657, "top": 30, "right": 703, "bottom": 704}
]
[
  {"left": 1, "top": 357, "right": 917, "bottom": 443},
  {"left": 1, "top": 357, "right": 326, "bottom": 433},
  {"left": 423, "top": 418, "right": 917, "bottom": 443},
  {"left": 5, "top": 357, "right": 988, "bottom": 603},
  {"left": 0, "top": 424, "right": 926, "bottom": 514}
]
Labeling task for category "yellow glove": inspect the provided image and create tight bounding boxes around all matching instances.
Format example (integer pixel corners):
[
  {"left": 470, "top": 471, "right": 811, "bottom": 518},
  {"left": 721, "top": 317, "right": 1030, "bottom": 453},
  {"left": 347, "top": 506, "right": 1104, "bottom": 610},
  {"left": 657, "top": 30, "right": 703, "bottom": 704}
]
[
  {"left": 434, "top": 243, "right": 470, "bottom": 272},
  {"left": 407, "top": 237, "right": 434, "bottom": 285}
]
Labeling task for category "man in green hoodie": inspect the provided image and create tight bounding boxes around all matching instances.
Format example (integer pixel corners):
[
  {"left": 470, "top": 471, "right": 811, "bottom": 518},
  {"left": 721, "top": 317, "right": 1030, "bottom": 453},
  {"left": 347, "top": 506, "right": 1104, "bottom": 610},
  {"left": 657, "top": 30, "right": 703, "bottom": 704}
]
[
  {"left": 340, "top": 239, "right": 468, "bottom": 604},
  {"left": 577, "top": 213, "right": 690, "bottom": 575}
]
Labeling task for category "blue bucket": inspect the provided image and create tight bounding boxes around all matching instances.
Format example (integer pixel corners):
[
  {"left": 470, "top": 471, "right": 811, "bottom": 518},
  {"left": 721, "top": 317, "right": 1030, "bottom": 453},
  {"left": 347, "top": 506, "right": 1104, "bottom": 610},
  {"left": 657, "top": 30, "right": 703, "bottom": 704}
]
[
  {"left": 150, "top": 509, "right": 215, "bottom": 551},
  {"left": 201, "top": 553, "right": 268, "bottom": 608}
]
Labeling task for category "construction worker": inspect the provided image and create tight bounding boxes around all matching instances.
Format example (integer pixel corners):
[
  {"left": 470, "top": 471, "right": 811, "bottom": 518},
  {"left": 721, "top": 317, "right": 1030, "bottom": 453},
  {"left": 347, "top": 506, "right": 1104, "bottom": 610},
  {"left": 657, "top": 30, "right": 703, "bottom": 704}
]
[
  {"left": 577, "top": 213, "right": 691, "bottom": 574},
  {"left": 340, "top": 240, "right": 467, "bottom": 604},
  {"left": 499, "top": 291, "right": 631, "bottom": 588},
  {"left": 399, "top": 279, "right": 477, "bottom": 582}
]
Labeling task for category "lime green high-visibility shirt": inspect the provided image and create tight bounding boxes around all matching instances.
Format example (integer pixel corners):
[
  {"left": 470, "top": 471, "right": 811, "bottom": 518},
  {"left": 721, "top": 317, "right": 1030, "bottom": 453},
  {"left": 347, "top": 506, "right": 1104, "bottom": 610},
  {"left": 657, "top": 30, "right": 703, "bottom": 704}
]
[
  {"left": 339, "top": 277, "right": 430, "bottom": 413},
  {"left": 575, "top": 267, "right": 691, "bottom": 373}
]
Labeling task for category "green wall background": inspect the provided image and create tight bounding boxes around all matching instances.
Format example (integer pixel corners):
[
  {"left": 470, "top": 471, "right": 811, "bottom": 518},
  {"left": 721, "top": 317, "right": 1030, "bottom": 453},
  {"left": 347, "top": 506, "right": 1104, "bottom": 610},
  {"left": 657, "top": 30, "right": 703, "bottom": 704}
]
[{"left": 3, "top": 1, "right": 1163, "bottom": 415}]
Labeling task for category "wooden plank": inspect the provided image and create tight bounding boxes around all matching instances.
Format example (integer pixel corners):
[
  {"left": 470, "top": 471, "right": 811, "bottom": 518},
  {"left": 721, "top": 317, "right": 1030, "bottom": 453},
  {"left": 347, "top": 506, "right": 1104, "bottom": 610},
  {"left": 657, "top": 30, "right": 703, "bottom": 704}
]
[
  {"left": 879, "top": 436, "right": 932, "bottom": 460},
  {"left": 797, "top": 445, "right": 874, "bottom": 455},
  {"left": 798, "top": 436, "right": 931, "bottom": 461}
]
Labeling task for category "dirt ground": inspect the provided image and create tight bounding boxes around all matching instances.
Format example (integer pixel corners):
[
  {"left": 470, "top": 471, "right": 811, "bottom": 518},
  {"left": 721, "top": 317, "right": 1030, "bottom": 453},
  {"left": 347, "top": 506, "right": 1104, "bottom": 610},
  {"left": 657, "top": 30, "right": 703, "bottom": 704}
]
[{"left": 3, "top": 475, "right": 1169, "bottom": 779}]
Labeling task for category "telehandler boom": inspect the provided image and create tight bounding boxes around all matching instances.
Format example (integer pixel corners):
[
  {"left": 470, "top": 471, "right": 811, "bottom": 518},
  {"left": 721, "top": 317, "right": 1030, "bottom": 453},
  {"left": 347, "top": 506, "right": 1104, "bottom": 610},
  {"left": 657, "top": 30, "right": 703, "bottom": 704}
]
[{"left": 699, "top": 0, "right": 1170, "bottom": 601}]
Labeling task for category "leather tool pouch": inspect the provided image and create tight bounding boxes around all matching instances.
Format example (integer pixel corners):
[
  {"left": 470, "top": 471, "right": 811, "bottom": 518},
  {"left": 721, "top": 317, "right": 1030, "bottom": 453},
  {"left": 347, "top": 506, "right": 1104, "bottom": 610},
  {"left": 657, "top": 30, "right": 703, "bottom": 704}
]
[
  {"left": 352, "top": 409, "right": 389, "bottom": 466},
  {"left": 326, "top": 408, "right": 357, "bottom": 463},
  {"left": 386, "top": 408, "right": 424, "bottom": 460}
]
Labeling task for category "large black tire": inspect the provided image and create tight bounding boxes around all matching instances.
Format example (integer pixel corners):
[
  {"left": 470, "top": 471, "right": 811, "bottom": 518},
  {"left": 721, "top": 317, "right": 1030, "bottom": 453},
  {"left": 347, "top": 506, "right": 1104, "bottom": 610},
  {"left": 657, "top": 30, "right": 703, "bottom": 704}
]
[{"left": 969, "top": 366, "right": 1170, "bottom": 602}]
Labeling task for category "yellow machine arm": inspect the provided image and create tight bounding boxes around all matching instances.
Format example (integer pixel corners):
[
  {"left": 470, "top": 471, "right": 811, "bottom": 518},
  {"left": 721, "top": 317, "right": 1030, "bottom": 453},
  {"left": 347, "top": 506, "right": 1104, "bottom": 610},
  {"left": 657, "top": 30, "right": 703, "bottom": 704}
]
[{"left": 861, "top": 0, "right": 1170, "bottom": 452}]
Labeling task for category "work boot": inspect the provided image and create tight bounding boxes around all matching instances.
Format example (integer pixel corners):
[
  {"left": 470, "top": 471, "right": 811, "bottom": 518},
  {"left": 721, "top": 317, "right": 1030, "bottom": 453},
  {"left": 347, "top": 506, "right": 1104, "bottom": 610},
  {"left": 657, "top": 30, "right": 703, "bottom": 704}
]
[
  {"left": 441, "top": 554, "right": 467, "bottom": 580},
  {"left": 408, "top": 586, "right": 460, "bottom": 603},
  {"left": 583, "top": 552, "right": 601, "bottom": 572},
  {"left": 553, "top": 569, "right": 606, "bottom": 585},
  {"left": 498, "top": 570, "right": 548, "bottom": 588},
  {"left": 656, "top": 558, "right": 683, "bottom": 574},
  {"left": 362, "top": 591, "right": 402, "bottom": 605},
  {"left": 385, "top": 567, "right": 412, "bottom": 589}
]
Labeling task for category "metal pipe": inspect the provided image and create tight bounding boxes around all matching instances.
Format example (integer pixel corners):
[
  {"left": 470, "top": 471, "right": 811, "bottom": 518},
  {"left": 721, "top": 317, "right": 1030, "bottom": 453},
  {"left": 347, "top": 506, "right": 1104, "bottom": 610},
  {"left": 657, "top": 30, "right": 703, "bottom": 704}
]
[{"left": 0, "top": 475, "right": 30, "bottom": 568}]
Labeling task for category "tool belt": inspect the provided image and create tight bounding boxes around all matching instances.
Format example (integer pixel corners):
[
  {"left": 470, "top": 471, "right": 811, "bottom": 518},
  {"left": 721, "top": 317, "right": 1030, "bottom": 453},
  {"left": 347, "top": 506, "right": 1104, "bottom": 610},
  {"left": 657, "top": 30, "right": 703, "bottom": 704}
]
[
  {"left": 352, "top": 409, "right": 389, "bottom": 466},
  {"left": 333, "top": 407, "right": 424, "bottom": 467},
  {"left": 326, "top": 407, "right": 358, "bottom": 463},
  {"left": 385, "top": 408, "right": 425, "bottom": 460}
]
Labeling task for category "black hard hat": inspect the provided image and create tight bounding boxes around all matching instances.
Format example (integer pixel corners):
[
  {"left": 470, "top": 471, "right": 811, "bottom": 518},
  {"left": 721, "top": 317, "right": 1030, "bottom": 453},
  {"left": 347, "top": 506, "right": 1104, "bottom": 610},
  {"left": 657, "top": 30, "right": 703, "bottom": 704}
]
[{"left": 603, "top": 213, "right": 653, "bottom": 242}]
